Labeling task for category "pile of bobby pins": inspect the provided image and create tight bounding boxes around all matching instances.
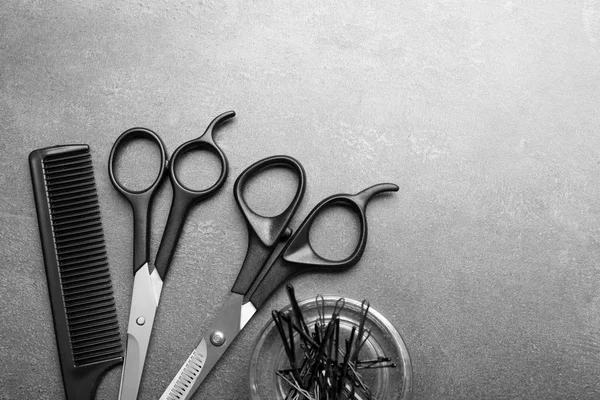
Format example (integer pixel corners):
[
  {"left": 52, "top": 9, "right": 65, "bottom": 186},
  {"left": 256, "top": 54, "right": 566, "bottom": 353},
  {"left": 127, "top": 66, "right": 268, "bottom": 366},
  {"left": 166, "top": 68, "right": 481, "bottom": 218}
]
[{"left": 272, "top": 285, "right": 397, "bottom": 400}]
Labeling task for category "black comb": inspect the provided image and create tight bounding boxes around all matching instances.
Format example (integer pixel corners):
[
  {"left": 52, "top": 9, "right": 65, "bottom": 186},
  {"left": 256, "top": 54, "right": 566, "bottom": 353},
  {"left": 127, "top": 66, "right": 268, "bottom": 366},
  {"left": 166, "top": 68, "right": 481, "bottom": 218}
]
[{"left": 29, "top": 145, "right": 123, "bottom": 400}]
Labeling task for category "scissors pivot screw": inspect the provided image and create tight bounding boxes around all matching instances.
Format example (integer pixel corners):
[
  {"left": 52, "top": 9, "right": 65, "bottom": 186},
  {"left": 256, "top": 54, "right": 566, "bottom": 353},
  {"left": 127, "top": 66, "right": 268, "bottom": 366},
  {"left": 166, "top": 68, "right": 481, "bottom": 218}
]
[
  {"left": 210, "top": 331, "right": 226, "bottom": 347},
  {"left": 136, "top": 317, "right": 146, "bottom": 326}
]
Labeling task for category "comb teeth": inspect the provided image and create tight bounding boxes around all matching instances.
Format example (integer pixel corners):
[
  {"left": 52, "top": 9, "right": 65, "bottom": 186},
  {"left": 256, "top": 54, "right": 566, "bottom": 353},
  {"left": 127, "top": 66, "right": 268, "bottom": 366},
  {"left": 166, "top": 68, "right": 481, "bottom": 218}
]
[{"left": 42, "top": 149, "right": 122, "bottom": 367}]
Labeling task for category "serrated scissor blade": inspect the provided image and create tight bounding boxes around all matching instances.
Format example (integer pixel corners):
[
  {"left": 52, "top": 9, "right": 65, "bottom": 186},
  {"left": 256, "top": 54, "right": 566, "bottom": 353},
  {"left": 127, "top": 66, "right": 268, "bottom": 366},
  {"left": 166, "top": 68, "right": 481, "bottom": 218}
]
[{"left": 160, "top": 293, "right": 257, "bottom": 400}]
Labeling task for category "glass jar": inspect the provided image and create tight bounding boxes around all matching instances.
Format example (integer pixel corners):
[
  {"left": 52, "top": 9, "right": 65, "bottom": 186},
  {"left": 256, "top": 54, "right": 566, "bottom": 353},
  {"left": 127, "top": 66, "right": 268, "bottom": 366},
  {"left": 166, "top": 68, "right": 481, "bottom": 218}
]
[{"left": 249, "top": 295, "right": 413, "bottom": 399}]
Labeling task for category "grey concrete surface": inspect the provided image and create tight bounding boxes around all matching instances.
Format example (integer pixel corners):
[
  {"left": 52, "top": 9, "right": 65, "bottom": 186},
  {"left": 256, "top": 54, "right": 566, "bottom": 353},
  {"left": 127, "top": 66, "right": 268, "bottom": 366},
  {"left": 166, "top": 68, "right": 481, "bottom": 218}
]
[{"left": 2, "top": 0, "right": 600, "bottom": 399}]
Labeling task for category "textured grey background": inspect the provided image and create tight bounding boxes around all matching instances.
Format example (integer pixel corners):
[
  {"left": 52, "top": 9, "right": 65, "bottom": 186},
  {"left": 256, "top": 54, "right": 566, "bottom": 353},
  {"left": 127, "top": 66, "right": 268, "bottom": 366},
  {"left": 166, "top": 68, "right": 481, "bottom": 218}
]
[{"left": 2, "top": 0, "right": 600, "bottom": 399}]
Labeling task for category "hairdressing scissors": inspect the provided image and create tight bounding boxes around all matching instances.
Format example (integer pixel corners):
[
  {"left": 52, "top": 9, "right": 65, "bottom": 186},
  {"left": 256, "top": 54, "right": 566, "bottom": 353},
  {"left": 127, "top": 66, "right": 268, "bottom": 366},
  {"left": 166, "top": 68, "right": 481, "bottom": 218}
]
[
  {"left": 160, "top": 155, "right": 398, "bottom": 400},
  {"left": 108, "top": 111, "right": 235, "bottom": 400}
]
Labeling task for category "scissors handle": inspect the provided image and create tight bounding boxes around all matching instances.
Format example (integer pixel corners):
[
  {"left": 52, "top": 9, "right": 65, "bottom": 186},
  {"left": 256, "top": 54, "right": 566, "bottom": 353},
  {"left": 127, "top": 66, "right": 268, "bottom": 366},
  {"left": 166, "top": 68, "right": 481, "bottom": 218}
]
[
  {"left": 231, "top": 155, "right": 306, "bottom": 295},
  {"left": 248, "top": 182, "right": 399, "bottom": 308},
  {"left": 108, "top": 128, "right": 168, "bottom": 273},
  {"left": 154, "top": 110, "right": 235, "bottom": 280}
]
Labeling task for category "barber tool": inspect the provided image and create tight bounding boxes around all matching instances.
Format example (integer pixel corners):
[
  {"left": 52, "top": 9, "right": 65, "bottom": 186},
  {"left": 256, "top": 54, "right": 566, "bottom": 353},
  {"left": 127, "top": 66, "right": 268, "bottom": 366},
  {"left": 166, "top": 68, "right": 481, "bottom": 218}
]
[
  {"left": 30, "top": 145, "right": 123, "bottom": 400},
  {"left": 108, "top": 111, "right": 235, "bottom": 400},
  {"left": 160, "top": 155, "right": 398, "bottom": 400}
]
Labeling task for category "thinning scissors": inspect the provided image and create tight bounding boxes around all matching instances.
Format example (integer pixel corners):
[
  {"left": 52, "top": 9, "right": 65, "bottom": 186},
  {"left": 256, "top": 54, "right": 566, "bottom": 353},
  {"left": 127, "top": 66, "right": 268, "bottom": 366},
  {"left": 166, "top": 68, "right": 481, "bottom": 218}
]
[
  {"left": 160, "top": 155, "right": 398, "bottom": 400},
  {"left": 108, "top": 111, "right": 235, "bottom": 400}
]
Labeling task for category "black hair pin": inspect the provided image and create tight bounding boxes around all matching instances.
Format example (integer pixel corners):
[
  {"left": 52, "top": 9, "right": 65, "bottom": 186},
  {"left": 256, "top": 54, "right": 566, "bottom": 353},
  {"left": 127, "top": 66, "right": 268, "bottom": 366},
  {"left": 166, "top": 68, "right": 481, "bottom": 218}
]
[{"left": 271, "top": 285, "right": 397, "bottom": 400}]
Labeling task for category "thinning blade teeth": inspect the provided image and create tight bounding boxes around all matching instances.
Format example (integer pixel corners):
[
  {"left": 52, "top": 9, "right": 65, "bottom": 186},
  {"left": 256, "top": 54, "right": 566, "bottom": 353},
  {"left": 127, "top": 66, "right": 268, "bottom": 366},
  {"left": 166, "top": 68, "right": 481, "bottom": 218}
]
[{"left": 166, "top": 349, "right": 206, "bottom": 399}]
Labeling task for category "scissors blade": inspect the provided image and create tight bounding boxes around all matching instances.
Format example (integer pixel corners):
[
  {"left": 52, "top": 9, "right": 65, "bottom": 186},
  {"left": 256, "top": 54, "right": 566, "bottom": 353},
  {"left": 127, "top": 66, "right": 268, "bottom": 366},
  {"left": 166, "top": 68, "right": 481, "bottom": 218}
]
[
  {"left": 119, "top": 263, "right": 163, "bottom": 400},
  {"left": 159, "top": 293, "right": 257, "bottom": 400}
]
